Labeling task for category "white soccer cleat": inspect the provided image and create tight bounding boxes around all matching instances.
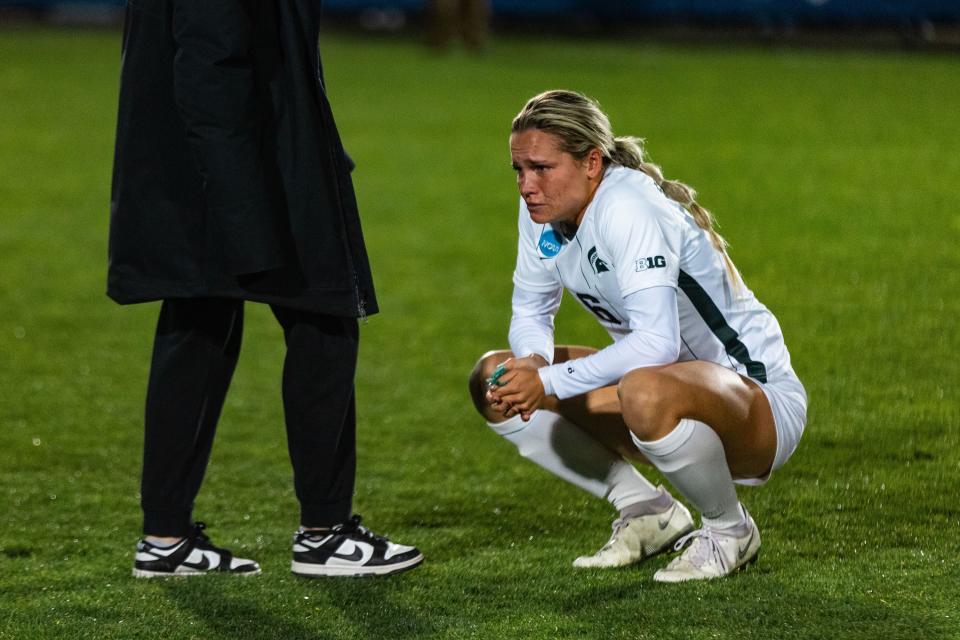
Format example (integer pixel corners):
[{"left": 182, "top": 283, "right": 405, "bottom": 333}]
[
  {"left": 653, "top": 506, "right": 761, "bottom": 583},
  {"left": 573, "top": 500, "right": 695, "bottom": 568}
]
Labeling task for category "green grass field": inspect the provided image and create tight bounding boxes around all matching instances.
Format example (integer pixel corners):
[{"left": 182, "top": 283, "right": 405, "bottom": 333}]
[{"left": 1, "top": 26, "right": 958, "bottom": 639}]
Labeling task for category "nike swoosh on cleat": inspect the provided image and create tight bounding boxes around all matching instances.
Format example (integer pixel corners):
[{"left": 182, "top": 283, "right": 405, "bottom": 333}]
[
  {"left": 737, "top": 530, "right": 756, "bottom": 561},
  {"left": 657, "top": 505, "right": 676, "bottom": 530}
]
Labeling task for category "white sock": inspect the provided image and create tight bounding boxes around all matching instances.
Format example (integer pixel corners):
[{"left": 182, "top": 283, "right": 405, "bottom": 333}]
[
  {"left": 630, "top": 418, "right": 744, "bottom": 529},
  {"left": 489, "top": 411, "right": 661, "bottom": 510},
  {"left": 144, "top": 536, "right": 183, "bottom": 548}
]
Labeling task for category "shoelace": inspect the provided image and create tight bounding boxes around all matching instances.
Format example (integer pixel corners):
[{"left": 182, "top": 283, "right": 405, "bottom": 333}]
[
  {"left": 142, "top": 522, "right": 211, "bottom": 549},
  {"left": 601, "top": 517, "right": 629, "bottom": 550},
  {"left": 672, "top": 527, "right": 729, "bottom": 574},
  {"left": 190, "top": 521, "right": 212, "bottom": 545},
  {"left": 334, "top": 515, "right": 388, "bottom": 545}
]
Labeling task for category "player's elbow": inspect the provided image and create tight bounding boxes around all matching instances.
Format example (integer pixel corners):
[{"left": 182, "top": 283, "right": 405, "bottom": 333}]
[
  {"left": 656, "top": 336, "right": 681, "bottom": 365},
  {"left": 636, "top": 330, "right": 680, "bottom": 367}
]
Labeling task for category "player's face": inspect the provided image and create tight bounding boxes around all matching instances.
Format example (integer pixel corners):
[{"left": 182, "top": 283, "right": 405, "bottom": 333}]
[{"left": 510, "top": 129, "right": 602, "bottom": 227}]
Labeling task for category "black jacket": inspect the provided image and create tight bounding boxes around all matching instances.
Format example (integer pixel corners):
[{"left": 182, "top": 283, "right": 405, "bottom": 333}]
[{"left": 108, "top": 0, "right": 378, "bottom": 317}]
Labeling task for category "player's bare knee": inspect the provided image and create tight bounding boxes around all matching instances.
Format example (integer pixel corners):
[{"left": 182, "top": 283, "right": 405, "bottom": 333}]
[
  {"left": 468, "top": 350, "right": 511, "bottom": 417},
  {"left": 467, "top": 358, "right": 489, "bottom": 415},
  {"left": 618, "top": 369, "right": 672, "bottom": 440}
]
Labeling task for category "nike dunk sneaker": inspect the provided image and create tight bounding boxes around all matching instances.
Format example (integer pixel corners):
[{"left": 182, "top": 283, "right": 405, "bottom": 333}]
[
  {"left": 653, "top": 506, "right": 761, "bottom": 582},
  {"left": 291, "top": 515, "right": 423, "bottom": 577},
  {"left": 132, "top": 522, "right": 261, "bottom": 578},
  {"left": 573, "top": 499, "right": 694, "bottom": 568}
]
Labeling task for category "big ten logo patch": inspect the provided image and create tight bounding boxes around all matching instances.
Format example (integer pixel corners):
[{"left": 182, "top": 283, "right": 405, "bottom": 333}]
[{"left": 634, "top": 255, "right": 666, "bottom": 272}]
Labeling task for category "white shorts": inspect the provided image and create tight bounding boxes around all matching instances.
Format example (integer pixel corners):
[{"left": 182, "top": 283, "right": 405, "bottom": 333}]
[{"left": 734, "top": 369, "right": 808, "bottom": 486}]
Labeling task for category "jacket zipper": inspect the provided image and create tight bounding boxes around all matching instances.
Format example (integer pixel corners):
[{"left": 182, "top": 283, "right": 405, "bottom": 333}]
[
  {"left": 356, "top": 279, "right": 368, "bottom": 324},
  {"left": 312, "top": 51, "right": 368, "bottom": 322}
]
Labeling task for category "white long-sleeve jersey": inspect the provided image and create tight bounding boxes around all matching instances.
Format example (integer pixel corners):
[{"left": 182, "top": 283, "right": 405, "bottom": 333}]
[{"left": 509, "top": 165, "right": 796, "bottom": 400}]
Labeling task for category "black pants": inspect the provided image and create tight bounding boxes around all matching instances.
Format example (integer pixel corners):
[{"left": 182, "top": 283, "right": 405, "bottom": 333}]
[{"left": 140, "top": 298, "right": 358, "bottom": 536}]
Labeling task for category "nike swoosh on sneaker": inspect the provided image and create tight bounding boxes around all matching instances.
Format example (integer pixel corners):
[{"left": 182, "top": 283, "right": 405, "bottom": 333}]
[
  {"left": 331, "top": 548, "right": 364, "bottom": 562},
  {"left": 737, "top": 529, "right": 756, "bottom": 561},
  {"left": 181, "top": 555, "right": 211, "bottom": 571}
]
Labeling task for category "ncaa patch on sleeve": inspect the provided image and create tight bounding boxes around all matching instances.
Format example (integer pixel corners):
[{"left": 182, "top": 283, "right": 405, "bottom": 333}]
[{"left": 538, "top": 229, "right": 564, "bottom": 258}]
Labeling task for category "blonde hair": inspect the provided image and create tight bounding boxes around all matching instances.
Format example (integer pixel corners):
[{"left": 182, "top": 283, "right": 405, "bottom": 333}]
[{"left": 512, "top": 89, "right": 739, "bottom": 284}]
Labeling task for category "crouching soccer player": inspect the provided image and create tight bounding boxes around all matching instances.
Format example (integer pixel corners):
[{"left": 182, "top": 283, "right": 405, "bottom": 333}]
[{"left": 468, "top": 90, "right": 807, "bottom": 582}]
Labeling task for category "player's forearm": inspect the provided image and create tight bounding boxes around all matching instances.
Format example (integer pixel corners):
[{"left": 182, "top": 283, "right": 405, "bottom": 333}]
[
  {"left": 538, "top": 286, "right": 681, "bottom": 399},
  {"left": 508, "top": 286, "right": 561, "bottom": 364},
  {"left": 539, "top": 329, "right": 678, "bottom": 399}
]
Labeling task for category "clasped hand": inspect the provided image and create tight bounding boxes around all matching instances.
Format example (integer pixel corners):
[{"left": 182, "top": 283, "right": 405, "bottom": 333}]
[{"left": 485, "top": 355, "right": 549, "bottom": 421}]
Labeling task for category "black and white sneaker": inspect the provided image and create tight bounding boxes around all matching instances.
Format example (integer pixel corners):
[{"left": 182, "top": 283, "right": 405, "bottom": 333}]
[
  {"left": 291, "top": 515, "right": 423, "bottom": 577},
  {"left": 132, "top": 522, "right": 261, "bottom": 578}
]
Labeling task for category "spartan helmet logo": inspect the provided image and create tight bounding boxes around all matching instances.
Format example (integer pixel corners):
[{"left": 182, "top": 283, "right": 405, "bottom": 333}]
[{"left": 587, "top": 247, "right": 609, "bottom": 274}]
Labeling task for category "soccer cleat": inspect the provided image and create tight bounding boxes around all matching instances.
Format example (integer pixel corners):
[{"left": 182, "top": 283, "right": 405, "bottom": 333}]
[
  {"left": 653, "top": 506, "right": 761, "bottom": 583},
  {"left": 573, "top": 500, "right": 695, "bottom": 568},
  {"left": 291, "top": 515, "right": 423, "bottom": 578},
  {"left": 132, "top": 522, "right": 261, "bottom": 578}
]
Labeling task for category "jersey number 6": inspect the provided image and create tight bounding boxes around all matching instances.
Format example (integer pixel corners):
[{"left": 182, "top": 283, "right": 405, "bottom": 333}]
[{"left": 575, "top": 293, "right": 622, "bottom": 325}]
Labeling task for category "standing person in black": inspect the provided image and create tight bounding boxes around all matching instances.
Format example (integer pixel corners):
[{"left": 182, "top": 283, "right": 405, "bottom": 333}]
[{"left": 109, "top": 0, "right": 423, "bottom": 578}]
